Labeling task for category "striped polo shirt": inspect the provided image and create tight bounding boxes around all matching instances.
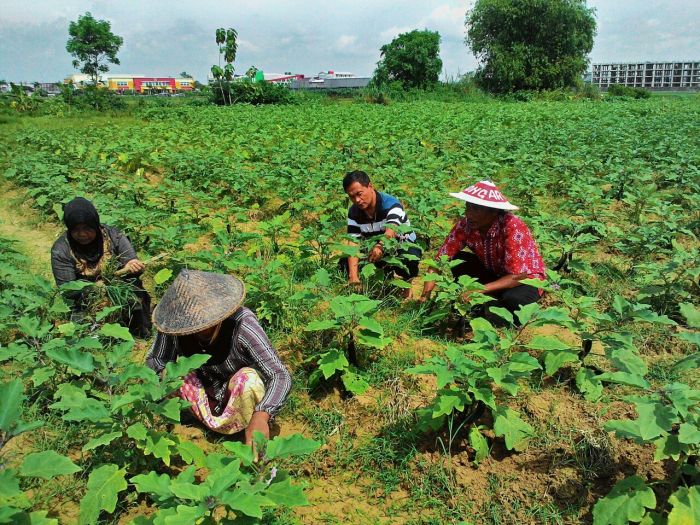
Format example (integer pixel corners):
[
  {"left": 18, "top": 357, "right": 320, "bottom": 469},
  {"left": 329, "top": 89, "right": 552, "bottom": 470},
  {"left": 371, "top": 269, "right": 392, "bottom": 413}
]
[{"left": 347, "top": 191, "right": 417, "bottom": 242}]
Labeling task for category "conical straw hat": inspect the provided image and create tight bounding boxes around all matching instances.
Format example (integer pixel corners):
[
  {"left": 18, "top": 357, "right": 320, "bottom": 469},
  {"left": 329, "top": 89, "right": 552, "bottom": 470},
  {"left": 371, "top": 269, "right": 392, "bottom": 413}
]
[
  {"left": 449, "top": 180, "right": 519, "bottom": 210},
  {"left": 152, "top": 269, "right": 245, "bottom": 335}
]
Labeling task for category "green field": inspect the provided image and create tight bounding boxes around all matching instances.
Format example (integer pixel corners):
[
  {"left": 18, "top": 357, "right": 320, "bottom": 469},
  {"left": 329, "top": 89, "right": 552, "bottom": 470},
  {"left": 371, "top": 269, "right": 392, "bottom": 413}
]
[{"left": 1, "top": 95, "right": 699, "bottom": 524}]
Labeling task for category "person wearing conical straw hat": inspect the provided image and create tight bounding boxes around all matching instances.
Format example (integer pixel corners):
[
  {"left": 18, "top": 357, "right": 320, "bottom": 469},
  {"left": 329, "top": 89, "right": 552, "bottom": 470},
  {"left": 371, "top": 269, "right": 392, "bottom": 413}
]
[
  {"left": 146, "top": 270, "right": 291, "bottom": 445},
  {"left": 419, "top": 180, "right": 546, "bottom": 313}
]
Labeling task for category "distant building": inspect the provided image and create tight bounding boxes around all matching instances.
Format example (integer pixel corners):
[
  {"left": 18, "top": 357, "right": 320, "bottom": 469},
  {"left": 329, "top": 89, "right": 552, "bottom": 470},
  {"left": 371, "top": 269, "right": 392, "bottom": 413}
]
[
  {"left": 591, "top": 61, "right": 700, "bottom": 90},
  {"left": 64, "top": 74, "right": 195, "bottom": 93}
]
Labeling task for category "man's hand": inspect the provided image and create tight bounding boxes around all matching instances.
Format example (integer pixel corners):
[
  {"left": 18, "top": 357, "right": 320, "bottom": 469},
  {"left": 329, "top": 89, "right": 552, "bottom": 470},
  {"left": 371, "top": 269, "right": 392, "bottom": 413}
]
[
  {"left": 417, "top": 294, "right": 430, "bottom": 303},
  {"left": 368, "top": 243, "right": 384, "bottom": 263},
  {"left": 123, "top": 258, "right": 146, "bottom": 275},
  {"left": 245, "top": 411, "right": 270, "bottom": 460}
]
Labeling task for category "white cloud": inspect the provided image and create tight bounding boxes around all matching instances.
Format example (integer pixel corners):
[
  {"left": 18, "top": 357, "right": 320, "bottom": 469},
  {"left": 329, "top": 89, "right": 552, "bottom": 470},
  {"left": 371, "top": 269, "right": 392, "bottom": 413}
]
[
  {"left": 380, "top": 26, "right": 412, "bottom": 41},
  {"left": 335, "top": 34, "right": 357, "bottom": 50}
]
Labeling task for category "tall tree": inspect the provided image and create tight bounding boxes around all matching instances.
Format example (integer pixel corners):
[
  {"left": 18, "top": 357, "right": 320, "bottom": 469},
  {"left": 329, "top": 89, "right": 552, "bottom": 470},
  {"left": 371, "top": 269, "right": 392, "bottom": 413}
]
[
  {"left": 211, "top": 28, "right": 238, "bottom": 105},
  {"left": 466, "top": 0, "right": 596, "bottom": 93},
  {"left": 66, "top": 12, "right": 123, "bottom": 86},
  {"left": 373, "top": 30, "right": 443, "bottom": 89}
]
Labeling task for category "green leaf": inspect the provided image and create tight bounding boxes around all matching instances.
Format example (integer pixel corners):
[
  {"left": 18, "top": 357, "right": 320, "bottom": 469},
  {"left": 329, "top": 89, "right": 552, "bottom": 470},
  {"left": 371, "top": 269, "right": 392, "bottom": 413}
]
[
  {"left": 358, "top": 316, "right": 383, "bottom": 335},
  {"left": 60, "top": 280, "right": 92, "bottom": 292},
  {"left": 341, "top": 370, "right": 369, "bottom": 395},
  {"left": 45, "top": 346, "right": 95, "bottom": 373},
  {"left": 526, "top": 335, "right": 572, "bottom": 351},
  {"left": 304, "top": 319, "right": 340, "bottom": 331},
  {"left": 668, "top": 486, "right": 700, "bottom": 525},
  {"left": 265, "top": 434, "right": 322, "bottom": 460},
  {"left": 673, "top": 352, "right": 700, "bottom": 371},
  {"left": 95, "top": 306, "right": 121, "bottom": 322},
  {"left": 653, "top": 434, "right": 685, "bottom": 461},
  {"left": 592, "top": 476, "right": 656, "bottom": 525},
  {"left": 493, "top": 407, "right": 533, "bottom": 451},
  {"left": 433, "top": 390, "right": 467, "bottom": 418},
  {"left": 544, "top": 350, "right": 580, "bottom": 376},
  {"left": 265, "top": 478, "right": 309, "bottom": 507},
  {"left": 153, "top": 268, "right": 173, "bottom": 285},
  {"left": 597, "top": 371, "right": 649, "bottom": 389},
  {"left": 221, "top": 490, "right": 276, "bottom": 518},
  {"left": 507, "top": 352, "right": 541, "bottom": 373},
  {"left": 634, "top": 400, "right": 679, "bottom": 440},
  {"left": 176, "top": 441, "right": 207, "bottom": 468},
  {"left": 576, "top": 368, "right": 603, "bottom": 401},
  {"left": 489, "top": 307, "right": 514, "bottom": 325},
  {"left": 164, "top": 354, "right": 211, "bottom": 379},
  {"left": 356, "top": 329, "right": 392, "bottom": 349},
  {"left": 57, "top": 322, "right": 77, "bottom": 336},
  {"left": 515, "top": 302, "right": 540, "bottom": 325},
  {"left": 19, "top": 451, "right": 81, "bottom": 479},
  {"left": 0, "top": 468, "right": 22, "bottom": 500},
  {"left": 99, "top": 323, "right": 133, "bottom": 342},
  {"left": 468, "top": 427, "right": 489, "bottom": 465},
  {"left": 31, "top": 367, "right": 56, "bottom": 387},
  {"left": 678, "top": 303, "right": 700, "bottom": 328},
  {"left": 678, "top": 422, "right": 700, "bottom": 445},
  {"left": 0, "top": 379, "right": 23, "bottom": 433},
  {"left": 82, "top": 432, "right": 123, "bottom": 452},
  {"left": 130, "top": 471, "right": 173, "bottom": 503},
  {"left": 78, "top": 464, "right": 127, "bottom": 525},
  {"left": 222, "top": 441, "right": 254, "bottom": 466},
  {"left": 27, "top": 510, "right": 59, "bottom": 525},
  {"left": 317, "top": 349, "right": 349, "bottom": 380}
]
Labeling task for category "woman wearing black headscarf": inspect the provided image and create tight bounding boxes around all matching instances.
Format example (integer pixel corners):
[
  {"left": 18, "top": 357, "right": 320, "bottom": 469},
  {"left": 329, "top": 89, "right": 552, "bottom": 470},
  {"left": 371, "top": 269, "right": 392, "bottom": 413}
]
[{"left": 50, "top": 197, "right": 152, "bottom": 336}]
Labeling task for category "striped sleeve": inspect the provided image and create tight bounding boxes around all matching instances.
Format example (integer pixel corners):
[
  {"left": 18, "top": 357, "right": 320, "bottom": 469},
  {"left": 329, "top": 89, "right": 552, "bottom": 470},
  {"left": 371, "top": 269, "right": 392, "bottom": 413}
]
[
  {"left": 385, "top": 204, "right": 407, "bottom": 227},
  {"left": 145, "top": 332, "right": 177, "bottom": 373},
  {"left": 237, "top": 314, "right": 292, "bottom": 418},
  {"left": 347, "top": 209, "right": 362, "bottom": 238}
]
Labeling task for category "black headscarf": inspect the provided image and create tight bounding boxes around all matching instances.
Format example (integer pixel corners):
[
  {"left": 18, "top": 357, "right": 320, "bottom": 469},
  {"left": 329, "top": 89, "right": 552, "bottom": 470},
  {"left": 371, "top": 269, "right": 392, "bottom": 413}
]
[{"left": 63, "top": 197, "right": 104, "bottom": 264}]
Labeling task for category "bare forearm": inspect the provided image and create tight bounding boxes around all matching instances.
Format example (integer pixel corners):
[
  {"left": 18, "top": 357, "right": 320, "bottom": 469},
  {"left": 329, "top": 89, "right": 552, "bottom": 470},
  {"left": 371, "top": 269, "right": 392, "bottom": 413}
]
[
  {"left": 483, "top": 274, "right": 527, "bottom": 294},
  {"left": 348, "top": 256, "right": 360, "bottom": 282}
]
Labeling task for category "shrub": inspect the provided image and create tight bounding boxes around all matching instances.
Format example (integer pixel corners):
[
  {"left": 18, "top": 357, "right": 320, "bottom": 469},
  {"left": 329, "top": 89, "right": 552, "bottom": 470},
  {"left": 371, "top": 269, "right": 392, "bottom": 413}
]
[
  {"left": 210, "top": 79, "right": 294, "bottom": 105},
  {"left": 607, "top": 84, "right": 651, "bottom": 99}
]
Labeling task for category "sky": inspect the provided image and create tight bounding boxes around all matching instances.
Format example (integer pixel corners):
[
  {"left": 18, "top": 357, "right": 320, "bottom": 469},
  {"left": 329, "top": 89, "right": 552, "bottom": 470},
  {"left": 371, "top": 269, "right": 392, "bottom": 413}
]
[{"left": 1, "top": 1, "right": 698, "bottom": 82}]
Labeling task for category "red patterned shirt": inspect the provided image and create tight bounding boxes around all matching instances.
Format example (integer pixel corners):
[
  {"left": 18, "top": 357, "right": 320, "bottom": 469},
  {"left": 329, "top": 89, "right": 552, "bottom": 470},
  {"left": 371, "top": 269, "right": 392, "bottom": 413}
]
[{"left": 436, "top": 213, "right": 546, "bottom": 282}]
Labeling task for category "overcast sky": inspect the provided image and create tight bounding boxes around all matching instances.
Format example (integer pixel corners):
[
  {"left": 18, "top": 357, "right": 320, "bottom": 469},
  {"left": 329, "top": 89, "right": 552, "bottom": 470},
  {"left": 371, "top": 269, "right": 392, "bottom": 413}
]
[{"left": 1, "top": 1, "right": 698, "bottom": 82}]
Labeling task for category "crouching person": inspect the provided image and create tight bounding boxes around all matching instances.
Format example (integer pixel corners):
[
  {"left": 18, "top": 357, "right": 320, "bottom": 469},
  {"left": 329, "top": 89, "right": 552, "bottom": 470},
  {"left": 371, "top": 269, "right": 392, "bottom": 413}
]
[
  {"left": 146, "top": 270, "right": 292, "bottom": 444},
  {"left": 339, "top": 170, "right": 422, "bottom": 297},
  {"left": 420, "top": 180, "right": 546, "bottom": 313},
  {"left": 51, "top": 197, "right": 152, "bottom": 337}
]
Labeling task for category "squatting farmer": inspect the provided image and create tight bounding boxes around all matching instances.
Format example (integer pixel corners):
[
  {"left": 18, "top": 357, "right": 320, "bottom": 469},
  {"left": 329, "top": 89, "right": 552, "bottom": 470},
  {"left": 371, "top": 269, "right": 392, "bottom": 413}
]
[
  {"left": 340, "top": 170, "right": 422, "bottom": 297},
  {"left": 146, "top": 270, "right": 292, "bottom": 447},
  {"left": 50, "top": 197, "right": 152, "bottom": 337},
  {"left": 419, "top": 180, "right": 546, "bottom": 312}
]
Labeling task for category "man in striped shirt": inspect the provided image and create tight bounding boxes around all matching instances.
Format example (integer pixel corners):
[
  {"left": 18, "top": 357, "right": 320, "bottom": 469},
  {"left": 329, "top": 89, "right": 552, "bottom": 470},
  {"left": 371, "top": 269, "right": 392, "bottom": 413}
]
[{"left": 341, "top": 170, "right": 422, "bottom": 296}]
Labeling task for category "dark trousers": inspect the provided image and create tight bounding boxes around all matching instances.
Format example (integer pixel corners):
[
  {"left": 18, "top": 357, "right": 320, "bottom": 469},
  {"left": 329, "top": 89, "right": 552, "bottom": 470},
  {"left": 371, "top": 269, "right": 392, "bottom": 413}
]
[
  {"left": 451, "top": 252, "right": 540, "bottom": 313},
  {"left": 126, "top": 277, "right": 153, "bottom": 338},
  {"left": 339, "top": 245, "right": 422, "bottom": 281}
]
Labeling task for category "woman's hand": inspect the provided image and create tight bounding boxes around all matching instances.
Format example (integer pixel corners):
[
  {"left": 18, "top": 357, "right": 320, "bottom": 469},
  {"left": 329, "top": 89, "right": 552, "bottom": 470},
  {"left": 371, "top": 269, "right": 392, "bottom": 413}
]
[
  {"left": 123, "top": 258, "right": 146, "bottom": 275},
  {"left": 245, "top": 411, "right": 271, "bottom": 461}
]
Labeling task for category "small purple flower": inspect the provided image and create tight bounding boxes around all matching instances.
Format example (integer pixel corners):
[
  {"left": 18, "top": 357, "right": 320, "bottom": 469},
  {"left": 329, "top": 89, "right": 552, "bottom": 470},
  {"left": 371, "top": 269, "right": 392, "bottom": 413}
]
[{"left": 266, "top": 467, "right": 278, "bottom": 486}]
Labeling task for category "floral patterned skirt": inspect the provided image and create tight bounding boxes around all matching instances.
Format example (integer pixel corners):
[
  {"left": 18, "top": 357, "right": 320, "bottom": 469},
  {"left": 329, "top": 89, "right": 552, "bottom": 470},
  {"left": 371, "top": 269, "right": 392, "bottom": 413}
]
[{"left": 179, "top": 367, "right": 266, "bottom": 435}]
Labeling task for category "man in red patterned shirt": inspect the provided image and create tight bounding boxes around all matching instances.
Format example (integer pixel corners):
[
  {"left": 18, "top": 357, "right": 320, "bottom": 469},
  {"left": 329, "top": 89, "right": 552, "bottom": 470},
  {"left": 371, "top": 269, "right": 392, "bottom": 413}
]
[{"left": 419, "top": 180, "right": 546, "bottom": 313}]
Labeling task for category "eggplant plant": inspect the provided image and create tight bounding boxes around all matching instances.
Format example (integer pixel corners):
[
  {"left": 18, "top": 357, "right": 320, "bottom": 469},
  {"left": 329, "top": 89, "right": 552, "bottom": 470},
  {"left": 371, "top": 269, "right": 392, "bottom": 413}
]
[{"left": 304, "top": 293, "right": 391, "bottom": 394}]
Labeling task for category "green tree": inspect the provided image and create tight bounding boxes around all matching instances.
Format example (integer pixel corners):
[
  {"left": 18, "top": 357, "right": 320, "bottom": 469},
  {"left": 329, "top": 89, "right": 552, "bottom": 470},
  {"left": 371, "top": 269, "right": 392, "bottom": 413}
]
[
  {"left": 465, "top": 0, "right": 596, "bottom": 93},
  {"left": 211, "top": 27, "right": 238, "bottom": 105},
  {"left": 179, "top": 71, "right": 193, "bottom": 78},
  {"left": 372, "top": 29, "right": 443, "bottom": 89},
  {"left": 66, "top": 12, "right": 123, "bottom": 86}
]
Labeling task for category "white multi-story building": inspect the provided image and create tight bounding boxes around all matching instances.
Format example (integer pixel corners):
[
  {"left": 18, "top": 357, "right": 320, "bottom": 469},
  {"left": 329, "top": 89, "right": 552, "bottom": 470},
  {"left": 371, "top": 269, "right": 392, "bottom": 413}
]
[{"left": 591, "top": 61, "right": 700, "bottom": 90}]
